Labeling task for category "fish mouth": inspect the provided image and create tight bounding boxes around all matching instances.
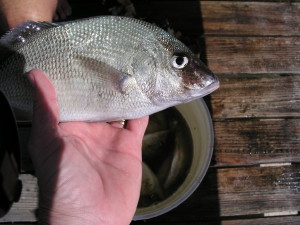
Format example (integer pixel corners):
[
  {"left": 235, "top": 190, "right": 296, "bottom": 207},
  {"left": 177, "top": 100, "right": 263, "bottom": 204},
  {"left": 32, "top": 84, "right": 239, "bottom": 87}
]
[
  {"left": 184, "top": 79, "right": 220, "bottom": 101},
  {"left": 195, "top": 79, "right": 219, "bottom": 96}
]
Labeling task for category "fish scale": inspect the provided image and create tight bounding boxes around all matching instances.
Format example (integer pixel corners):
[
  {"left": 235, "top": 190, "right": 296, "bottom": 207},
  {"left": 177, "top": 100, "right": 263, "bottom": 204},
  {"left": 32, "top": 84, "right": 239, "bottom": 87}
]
[{"left": 0, "top": 16, "right": 219, "bottom": 122}]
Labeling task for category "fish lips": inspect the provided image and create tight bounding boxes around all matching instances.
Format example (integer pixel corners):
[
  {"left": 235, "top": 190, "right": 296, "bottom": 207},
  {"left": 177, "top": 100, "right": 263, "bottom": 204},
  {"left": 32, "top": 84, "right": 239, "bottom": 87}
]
[{"left": 184, "top": 78, "right": 219, "bottom": 100}]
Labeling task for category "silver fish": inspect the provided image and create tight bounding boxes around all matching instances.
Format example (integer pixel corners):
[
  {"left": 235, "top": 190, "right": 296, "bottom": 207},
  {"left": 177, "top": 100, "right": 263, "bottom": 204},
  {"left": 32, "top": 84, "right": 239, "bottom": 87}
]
[
  {"left": 142, "top": 130, "right": 170, "bottom": 161},
  {"left": 0, "top": 16, "right": 219, "bottom": 122},
  {"left": 140, "top": 162, "right": 164, "bottom": 207}
]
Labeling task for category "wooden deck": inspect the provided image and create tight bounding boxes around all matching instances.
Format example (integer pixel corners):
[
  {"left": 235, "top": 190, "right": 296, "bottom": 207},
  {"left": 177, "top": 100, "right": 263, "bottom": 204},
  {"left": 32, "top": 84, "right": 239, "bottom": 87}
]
[{"left": 1, "top": 0, "right": 300, "bottom": 224}]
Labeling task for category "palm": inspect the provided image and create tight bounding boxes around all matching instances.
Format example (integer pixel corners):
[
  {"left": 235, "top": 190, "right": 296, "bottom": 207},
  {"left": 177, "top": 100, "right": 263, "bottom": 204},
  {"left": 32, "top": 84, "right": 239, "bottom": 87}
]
[{"left": 28, "top": 70, "right": 148, "bottom": 225}]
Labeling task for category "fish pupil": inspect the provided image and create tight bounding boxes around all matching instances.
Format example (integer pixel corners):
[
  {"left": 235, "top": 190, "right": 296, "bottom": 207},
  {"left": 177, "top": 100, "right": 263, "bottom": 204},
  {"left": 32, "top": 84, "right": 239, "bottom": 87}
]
[{"left": 176, "top": 56, "right": 184, "bottom": 66}]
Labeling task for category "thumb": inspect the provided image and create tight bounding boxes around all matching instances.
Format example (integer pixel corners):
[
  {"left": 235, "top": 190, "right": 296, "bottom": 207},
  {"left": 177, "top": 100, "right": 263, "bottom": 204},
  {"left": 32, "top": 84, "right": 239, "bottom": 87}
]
[{"left": 27, "top": 69, "right": 60, "bottom": 127}]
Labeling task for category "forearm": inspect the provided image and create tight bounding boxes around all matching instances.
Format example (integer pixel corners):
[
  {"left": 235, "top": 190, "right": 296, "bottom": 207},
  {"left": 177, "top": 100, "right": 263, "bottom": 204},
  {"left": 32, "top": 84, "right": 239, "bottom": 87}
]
[{"left": 0, "top": 0, "right": 57, "bottom": 29}]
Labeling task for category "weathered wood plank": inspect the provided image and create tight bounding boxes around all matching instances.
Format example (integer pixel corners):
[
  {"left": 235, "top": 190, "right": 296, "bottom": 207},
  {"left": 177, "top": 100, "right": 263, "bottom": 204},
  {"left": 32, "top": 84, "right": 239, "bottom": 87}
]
[
  {"left": 0, "top": 223, "right": 37, "bottom": 225},
  {"left": 132, "top": 1, "right": 300, "bottom": 36},
  {"left": 217, "top": 165, "right": 300, "bottom": 216},
  {"left": 2, "top": 165, "right": 300, "bottom": 223},
  {"left": 0, "top": 174, "right": 37, "bottom": 223},
  {"left": 221, "top": 216, "right": 300, "bottom": 225},
  {"left": 210, "top": 75, "right": 300, "bottom": 119},
  {"left": 201, "top": 1, "right": 300, "bottom": 36},
  {"left": 205, "top": 37, "right": 300, "bottom": 74},
  {"left": 213, "top": 118, "right": 300, "bottom": 166}
]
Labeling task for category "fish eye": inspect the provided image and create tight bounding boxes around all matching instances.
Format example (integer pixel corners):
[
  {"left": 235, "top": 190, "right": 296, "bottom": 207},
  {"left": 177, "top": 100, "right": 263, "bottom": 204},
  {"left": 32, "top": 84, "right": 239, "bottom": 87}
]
[{"left": 171, "top": 55, "right": 189, "bottom": 69}]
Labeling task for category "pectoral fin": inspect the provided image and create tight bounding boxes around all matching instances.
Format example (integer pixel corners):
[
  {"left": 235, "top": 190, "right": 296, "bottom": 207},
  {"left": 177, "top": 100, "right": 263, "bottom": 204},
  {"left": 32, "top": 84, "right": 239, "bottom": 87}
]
[
  {"left": 73, "top": 55, "right": 136, "bottom": 94},
  {"left": 119, "top": 73, "right": 135, "bottom": 94}
]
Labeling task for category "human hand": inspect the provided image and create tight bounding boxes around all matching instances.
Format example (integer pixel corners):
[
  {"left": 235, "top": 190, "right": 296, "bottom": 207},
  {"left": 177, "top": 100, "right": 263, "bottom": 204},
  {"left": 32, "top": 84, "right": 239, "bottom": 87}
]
[{"left": 27, "top": 69, "right": 148, "bottom": 225}]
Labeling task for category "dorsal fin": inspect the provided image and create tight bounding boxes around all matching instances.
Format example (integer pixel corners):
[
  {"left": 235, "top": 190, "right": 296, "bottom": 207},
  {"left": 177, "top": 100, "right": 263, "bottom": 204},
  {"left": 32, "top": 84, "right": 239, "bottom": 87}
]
[
  {"left": 0, "top": 21, "right": 59, "bottom": 47},
  {"left": 0, "top": 21, "right": 60, "bottom": 62}
]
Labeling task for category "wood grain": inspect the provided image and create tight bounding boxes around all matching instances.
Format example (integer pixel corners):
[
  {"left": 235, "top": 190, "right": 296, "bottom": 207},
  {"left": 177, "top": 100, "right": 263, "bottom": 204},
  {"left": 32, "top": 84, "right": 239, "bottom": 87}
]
[
  {"left": 210, "top": 75, "right": 300, "bottom": 119},
  {"left": 133, "top": 1, "right": 300, "bottom": 36},
  {"left": 205, "top": 37, "right": 300, "bottom": 74},
  {"left": 221, "top": 216, "right": 300, "bottom": 225},
  {"left": 0, "top": 174, "right": 37, "bottom": 223},
  {"left": 201, "top": 1, "right": 300, "bottom": 36},
  {"left": 213, "top": 118, "right": 300, "bottom": 166}
]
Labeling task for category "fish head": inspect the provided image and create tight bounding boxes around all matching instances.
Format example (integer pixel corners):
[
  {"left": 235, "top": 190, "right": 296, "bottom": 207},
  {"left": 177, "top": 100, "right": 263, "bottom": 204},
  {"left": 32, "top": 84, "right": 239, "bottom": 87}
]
[
  {"left": 170, "top": 52, "right": 219, "bottom": 97},
  {"left": 146, "top": 35, "right": 219, "bottom": 107}
]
